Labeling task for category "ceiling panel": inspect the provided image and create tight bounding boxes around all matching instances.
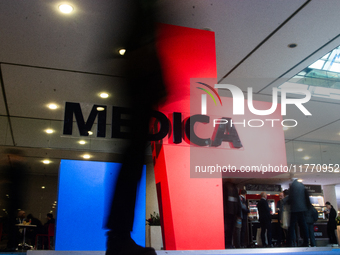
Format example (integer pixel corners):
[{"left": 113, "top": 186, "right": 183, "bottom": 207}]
[
  {"left": 0, "top": 0, "right": 130, "bottom": 75},
  {"left": 219, "top": 0, "right": 340, "bottom": 93},
  {"left": 2, "top": 64, "right": 126, "bottom": 120},
  {"left": 281, "top": 99, "right": 340, "bottom": 140},
  {"left": 158, "top": 0, "right": 307, "bottom": 80},
  {"left": 0, "top": 116, "right": 13, "bottom": 146},
  {"left": 297, "top": 119, "right": 340, "bottom": 144}
]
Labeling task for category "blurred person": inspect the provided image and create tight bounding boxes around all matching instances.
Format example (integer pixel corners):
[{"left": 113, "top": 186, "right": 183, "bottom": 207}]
[
  {"left": 223, "top": 180, "right": 241, "bottom": 249},
  {"left": 257, "top": 192, "right": 272, "bottom": 247},
  {"left": 325, "top": 201, "right": 338, "bottom": 246},
  {"left": 239, "top": 189, "right": 249, "bottom": 248},
  {"left": 2, "top": 149, "right": 27, "bottom": 251},
  {"left": 280, "top": 189, "right": 289, "bottom": 246},
  {"left": 26, "top": 214, "right": 43, "bottom": 246},
  {"left": 43, "top": 213, "right": 55, "bottom": 233},
  {"left": 304, "top": 198, "right": 318, "bottom": 247},
  {"left": 17, "top": 210, "right": 26, "bottom": 224},
  {"left": 276, "top": 192, "right": 284, "bottom": 246},
  {"left": 39, "top": 213, "right": 56, "bottom": 249},
  {"left": 287, "top": 179, "right": 309, "bottom": 247},
  {"left": 104, "top": 1, "right": 166, "bottom": 255}
]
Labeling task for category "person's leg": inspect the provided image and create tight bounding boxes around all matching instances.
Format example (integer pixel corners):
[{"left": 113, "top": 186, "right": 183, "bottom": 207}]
[
  {"left": 296, "top": 212, "right": 309, "bottom": 246},
  {"left": 240, "top": 218, "right": 247, "bottom": 247},
  {"left": 225, "top": 216, "right": 236, "bottom": 248},
  {"left": 308, "top": 224, "right": 316, "bottom": 247},
  {"left": 276, "top": 225, "right": 282, "bottom": 246},
  {"left": 266, "top": 221, "right": 272, "bottom": 246},
  {"left": 288, "top": 212, "right": 298, "bottom": 247},
  {"left": 329, "top": 226, "right": 338, "bottom": 244},
  {"left": 260, "top": 222, "right": 266, "bottom": 247}
]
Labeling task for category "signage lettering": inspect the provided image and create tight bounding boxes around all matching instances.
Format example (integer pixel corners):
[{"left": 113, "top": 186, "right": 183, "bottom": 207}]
[{"left": 63, "top": 102, "right": 242, "bottom": 148}]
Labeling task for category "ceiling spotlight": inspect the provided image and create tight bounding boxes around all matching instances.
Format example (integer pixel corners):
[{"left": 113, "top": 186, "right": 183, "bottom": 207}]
[
  {"left": 59, "top": 4, "right": 73, "bottom": 14},
  {"left": 83, "top": 154, "right": 91, "bottom": 159},
  {"left": 42, "top": 160, "right": 51, "bottom": 164},
  {"left": 118, "top": 49, "right": 126, "bottom": 56},
  {"left": 297, "top": 148, "right": 303, "bottom": 152},
  {"left": 41, "top": 186, "right": 46, "bottom": 189},
  {"left": 48, "top": 104, "right": 58, "bottom": 110},
  {"left": 96, "top": 107, "right": 105, "bottom": 111},
  {"left": 100, "top": 93, "right": 109, "bottom": 98},
  {"left": 88, "top": 131, "right": 93, "bottom": 135},
  {"left": 303, "top": 156, "right": 310, "bottom": 160},
  {"left": 79, "top": 140, "right": 86, "bottom": 145},
  {"left": 45, "top": 129, "right": 54, "bottom": 134}
]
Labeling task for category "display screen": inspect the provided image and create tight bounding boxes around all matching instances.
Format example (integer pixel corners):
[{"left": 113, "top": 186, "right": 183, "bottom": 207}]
[{"left": 55, "top": 160, "right": 146, "bottom": 250}]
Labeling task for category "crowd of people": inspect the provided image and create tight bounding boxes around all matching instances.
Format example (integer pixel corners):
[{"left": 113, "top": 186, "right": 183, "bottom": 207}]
[
  {"left": 223, "top": 179, "right": 339, "bottom": 249},
  {"left": 5, "top": 210, "right": 56, "bottom": 251}
]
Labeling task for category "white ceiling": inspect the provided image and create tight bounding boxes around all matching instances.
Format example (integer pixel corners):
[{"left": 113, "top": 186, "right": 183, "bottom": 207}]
[{"left": 0, "top": 0, "right": 339, "bottom": 188}]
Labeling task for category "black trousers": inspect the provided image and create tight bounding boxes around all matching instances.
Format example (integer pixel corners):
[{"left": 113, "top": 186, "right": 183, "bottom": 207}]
[
  {"left": 260, "top": 220, "right": 272, "bottom": 246},
  {"left": 105, "top": 105, "right": 152, "bottom": 233},
  {"left": 327, "top": 223, "right": 338, "bottom": 245},
  {"left": 240, "top": 218, "right": 247, "bottom": 247},
  {"left": 225, "top": 215, "right": 237, "bottom": 247},
  {"left": 288, "top": 212, "right": 308, "bottom": 247}
]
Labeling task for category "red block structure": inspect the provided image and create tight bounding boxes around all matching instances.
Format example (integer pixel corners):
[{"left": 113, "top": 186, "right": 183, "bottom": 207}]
[{"left": 152, "top": 24, "right": 287, "bottom": 250}]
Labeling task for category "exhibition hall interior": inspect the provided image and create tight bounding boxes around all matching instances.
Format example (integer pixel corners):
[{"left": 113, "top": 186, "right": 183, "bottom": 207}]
[{"left": 0, "top": 1, "right": 340, "bottom": 254}]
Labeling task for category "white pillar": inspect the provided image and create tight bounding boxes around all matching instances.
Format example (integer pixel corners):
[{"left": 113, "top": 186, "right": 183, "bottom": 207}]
[{"left": 323, "top": 185, "right": 338, "bottom": 212}]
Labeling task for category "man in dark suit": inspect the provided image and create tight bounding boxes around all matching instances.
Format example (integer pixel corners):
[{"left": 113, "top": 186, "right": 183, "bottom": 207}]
[
  {"left": 239, "top": 189, "right": 249, "bottom": 248},
  {"left": 276, "top": 192, "right": 284, "bottom": 246},
  {"left": 257, "top": 192, "right": 272, "bottom": 247},
  {"left": 288, "top": 179, "right": 309, "bottom": 247},
  {"left": 325, "top": 201, "right": 338, "bottom": 245},
  {"left": 223, "top": 181, "right": 241, "bottom": 249}
]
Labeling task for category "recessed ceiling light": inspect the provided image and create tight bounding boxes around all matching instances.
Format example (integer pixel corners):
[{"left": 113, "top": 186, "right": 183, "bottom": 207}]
[
  {"left": 88, "top": 131, "right": 93, "bottom": 135},
  {"left": 79, "top": 140, "right": 86, "bottom": 145},
  {"left": 297, "top": 148, "right": 303, "bottom": 152},
  {"left": 303, "top": 156, "right": 310, "bottom": 160},
  {"left": 48, "top": 104, "right": 58, "bottom": 110},
  {"left": 297, "top": 179, "right": 303, "bottom": 182},
  {"left": 288, "top": 43, "right": 297, "bottom": 48},
  {"left": 118, "top": 49, "right": 126, "bottom": 56},
  {"left": 42, "top": 160, "right": 51, "bottom": 164},
  {"left": 45, "top": 129, "right": 54, "bottom": 134},
  {"left": 41, "top": 186, "right": 46, "bottom": 189},
  {"left": 59, "top": 4, "right": 73, "bottom": 14},
  {"left": 83, "top": 154, "right": 91, "bottom": 159},
  {"left": 96, "top": 107, "right": 105, "bottom": 111},
  {"left": 100, "top": 93, "right": 109, "bottom": 98}
]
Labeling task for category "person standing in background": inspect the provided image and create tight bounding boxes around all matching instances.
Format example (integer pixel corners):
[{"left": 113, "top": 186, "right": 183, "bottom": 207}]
[
  {"left": 276, "top": 192, "right": 284, "bottom": 247},
  {"left": 304, "top": 198, "right": 318, "bottom": 247},
  {"left": 325, "top": 201, "right": 338, "bottom": 246},
  {"left": 239, "top": 189, "right": 249, "bottom": 248},
  {"left": 223, "top": 181, "right": 241, "bottom": 249},
  {"left": 280, "top": 189, "right": 290, "bottom": 246},
  {"left": 288, "top": 179, "right": 309, "bottom": 247},
  {"left": 257, "top": 192, "right": 272, "bottom": 247}
]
